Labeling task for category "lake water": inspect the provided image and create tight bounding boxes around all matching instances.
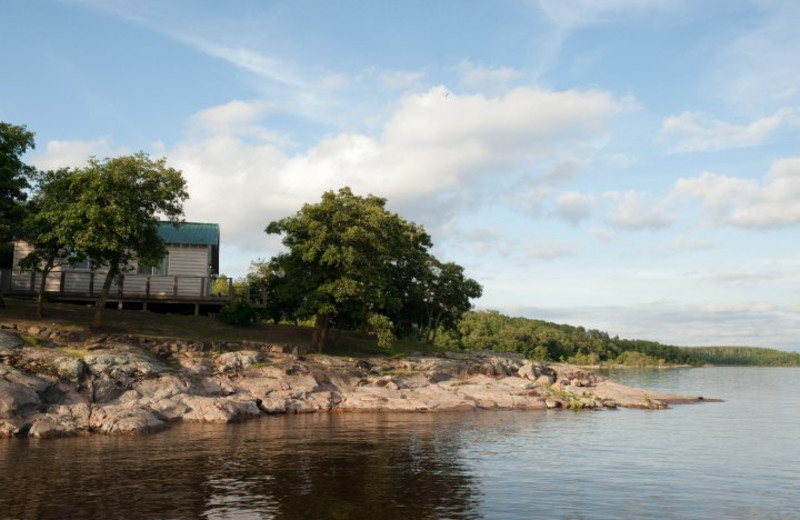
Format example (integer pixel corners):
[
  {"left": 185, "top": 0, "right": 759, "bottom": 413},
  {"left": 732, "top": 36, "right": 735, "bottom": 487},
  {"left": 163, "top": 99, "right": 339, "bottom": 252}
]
[{"left": 1, "top": 367, "right": 798, "bottom": 519}]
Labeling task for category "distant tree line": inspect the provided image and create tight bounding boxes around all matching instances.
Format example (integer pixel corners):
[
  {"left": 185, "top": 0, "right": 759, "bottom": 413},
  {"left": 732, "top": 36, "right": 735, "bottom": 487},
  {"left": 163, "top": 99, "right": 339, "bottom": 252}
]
[
  {"left": 680, "top": 346, "right": 800, "bottom": 367},
  {"left": 435, "top": 310, "right": 800, "bottom": 367}
]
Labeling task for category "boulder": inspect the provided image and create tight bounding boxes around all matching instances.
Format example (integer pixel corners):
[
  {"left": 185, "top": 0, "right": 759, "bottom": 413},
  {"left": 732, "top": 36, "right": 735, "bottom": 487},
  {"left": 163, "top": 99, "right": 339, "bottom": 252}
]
[
  {"left": 215, "top": 350, "right": 263, "bottom": 373},
  {"left": 28, "top": 413, "right": 84, "bottom": 439},
  {"left": 125, "top": 375, "right": 191, "bottom": 401},
  {"left": 181, "top": 396, "right": 262, "bottom": 423},
  {"left": 0, "top": 330, "right": 23, "bottom": 349},
  {"left": 55, "top": 357, "right": 86, "bottom": 382},
  {"left": 84, "top": 350, "right": 167, "bottom": 382},
  {"left": 0, "top": 419, "right": 20, "bottom": 438},
  {"left": 0, "top": 368, "right": 47, "bottom": 418},
  {"left": 89, "top": 404, "right": 167, "bottom": 435}
]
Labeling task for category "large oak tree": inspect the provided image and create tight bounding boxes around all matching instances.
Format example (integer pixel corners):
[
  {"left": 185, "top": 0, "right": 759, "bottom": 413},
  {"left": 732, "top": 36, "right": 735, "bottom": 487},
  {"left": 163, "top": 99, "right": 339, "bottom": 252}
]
[{"left": 265, "top": 187, "right": 481, "bottom": 351}]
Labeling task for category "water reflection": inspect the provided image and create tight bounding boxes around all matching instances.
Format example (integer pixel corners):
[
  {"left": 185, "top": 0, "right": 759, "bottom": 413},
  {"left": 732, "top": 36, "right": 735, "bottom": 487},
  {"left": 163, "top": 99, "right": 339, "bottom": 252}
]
[
  {"left": 0, "top": 413, "right": 484, "bottom": 520},
  {"left": 3, "top": 369, "right": 799, "bottom": 519}
]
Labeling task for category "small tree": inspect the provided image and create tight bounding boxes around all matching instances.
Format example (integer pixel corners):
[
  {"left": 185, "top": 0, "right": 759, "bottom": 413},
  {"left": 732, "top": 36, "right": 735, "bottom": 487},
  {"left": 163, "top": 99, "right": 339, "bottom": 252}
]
[
  {"left": 422, "top": 260, "right": 483, "bottom": 344},
  {"left": 18, "top": 172, "right": 79, "bottom": 317},
  {"left": 25, "top": 153, "right": 188, "bottom": 326}
]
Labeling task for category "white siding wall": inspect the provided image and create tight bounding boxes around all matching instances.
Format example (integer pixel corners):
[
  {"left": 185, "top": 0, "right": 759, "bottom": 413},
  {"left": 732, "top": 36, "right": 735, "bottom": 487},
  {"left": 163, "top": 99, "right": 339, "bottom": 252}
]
[
  {"left": 11, "top": 241, "right": 35, "bottom": 291},
  {"left": 166, "top": 245, "right": 209, "bottom": 276}
]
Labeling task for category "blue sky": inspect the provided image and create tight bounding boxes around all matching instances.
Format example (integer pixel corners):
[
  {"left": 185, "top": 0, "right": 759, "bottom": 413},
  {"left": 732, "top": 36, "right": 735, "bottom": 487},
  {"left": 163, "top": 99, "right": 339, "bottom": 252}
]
[{"left": 2, "top": 0, "right": 799, "bottom": 350}]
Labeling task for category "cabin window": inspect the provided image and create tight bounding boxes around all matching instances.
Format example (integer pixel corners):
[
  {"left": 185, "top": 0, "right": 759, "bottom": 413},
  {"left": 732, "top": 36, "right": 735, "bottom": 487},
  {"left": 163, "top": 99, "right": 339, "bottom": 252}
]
[{"left": 137, "top": 254, "right": 169, "bottom": 275}]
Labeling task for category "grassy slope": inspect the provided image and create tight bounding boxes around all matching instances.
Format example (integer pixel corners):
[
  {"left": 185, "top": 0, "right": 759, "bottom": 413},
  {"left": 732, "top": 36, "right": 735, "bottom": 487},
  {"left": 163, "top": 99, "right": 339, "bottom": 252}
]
[{"left": 0, "top": 298, "right": 432, "bottom": 358}]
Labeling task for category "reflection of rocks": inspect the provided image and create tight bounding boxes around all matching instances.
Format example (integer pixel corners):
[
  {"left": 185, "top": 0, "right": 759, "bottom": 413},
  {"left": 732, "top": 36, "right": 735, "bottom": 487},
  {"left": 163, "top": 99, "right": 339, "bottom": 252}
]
[{"left": 0, "top": 329, "right": 712, "bottom": 439}]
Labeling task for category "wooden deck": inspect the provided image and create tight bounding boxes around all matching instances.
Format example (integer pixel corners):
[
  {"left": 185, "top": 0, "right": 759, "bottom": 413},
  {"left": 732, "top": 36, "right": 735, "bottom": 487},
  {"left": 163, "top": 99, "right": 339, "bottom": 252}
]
[{"left": 1, "top": 269, "right": 234, "bottom": 314}]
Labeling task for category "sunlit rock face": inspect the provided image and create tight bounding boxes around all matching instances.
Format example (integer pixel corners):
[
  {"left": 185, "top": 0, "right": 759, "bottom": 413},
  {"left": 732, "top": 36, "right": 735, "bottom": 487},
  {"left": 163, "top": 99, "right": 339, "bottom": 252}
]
[{"left": 0, "top": 330, "right": 710, "bottom": 438}]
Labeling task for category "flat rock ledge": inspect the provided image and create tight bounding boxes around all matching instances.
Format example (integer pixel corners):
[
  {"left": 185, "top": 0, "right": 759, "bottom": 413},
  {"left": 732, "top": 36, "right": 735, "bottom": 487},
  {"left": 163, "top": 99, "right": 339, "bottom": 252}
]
[{"left": 0, "top": 330, "right": 714, "bottom": 439}]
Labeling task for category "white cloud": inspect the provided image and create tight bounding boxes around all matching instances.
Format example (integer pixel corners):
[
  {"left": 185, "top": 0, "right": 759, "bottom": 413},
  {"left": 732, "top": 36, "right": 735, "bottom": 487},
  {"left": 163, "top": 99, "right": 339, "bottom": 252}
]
[
  {"left": 191, "top": 99, "right": 267, "bottom": 132},
  {"left": 672, "top": 158, "right": 800, "bottom": 228},
  {"left": 31, "top": 138, "right": 129, "bottom": 170},
  {"left": 556, "top": 191, "right": 594, "bottom": 224},
  {"left": 692, "top": 301, "right": 775, "bottom": 315},
  {"left": 168, "top": 134, "right": 288, "bottom": 248},
  {"left": 660, "top": 108, "right": 792, "bottom": 152},
  {"left": 30, "top": 85, "right": 630, "bottom": 262},
  {"left": 505, "top": 300, "right": 800, "bottom": 349},
  {"left": 276, "top": 86, "right": 629, "bottom": 203},
  {"left": 605, "top": 190, "right": 673, "bottom": 231}
]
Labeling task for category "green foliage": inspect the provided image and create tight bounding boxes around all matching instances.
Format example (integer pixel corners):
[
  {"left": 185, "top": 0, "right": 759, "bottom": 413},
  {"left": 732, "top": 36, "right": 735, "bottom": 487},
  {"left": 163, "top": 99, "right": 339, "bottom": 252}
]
[
  {"left": 681, "top": 346, "right": 800, "bottom": 366},
  {"left": 420, "top": 260, "right": 483, "bottom": 344},
  {"left": 23, "top": 153, "right": 188, "bottom": 326},
  {"left": 367, "top": 313, "right": 395, "bottom": 348},
  {"left": 218, "top": 299, "right": 260, "bottom": 327},
  {"left": 0, "top": 121, "right": 36, "bottom": 250},
  {"left": 263, "top": 187, "right": 481, "bottom": 351},
  {"left": 614, "top": 350, "right": 664, "bottom": 368},
  {"left": 568, "top": 351, "right": 601, "bottom": 366},
  {"left": 210, "top": 275, "right": 231, "bottom": 296},
  {"left": 441, "top": 310, "right": 800, "bottom": 367}
]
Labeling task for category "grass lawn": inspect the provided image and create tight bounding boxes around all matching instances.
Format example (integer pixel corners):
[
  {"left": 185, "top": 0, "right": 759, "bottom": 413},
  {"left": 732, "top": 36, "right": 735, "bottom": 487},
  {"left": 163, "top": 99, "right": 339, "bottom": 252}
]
[{"left": 0, "top": 298, "right": 436, "bottom": 358}]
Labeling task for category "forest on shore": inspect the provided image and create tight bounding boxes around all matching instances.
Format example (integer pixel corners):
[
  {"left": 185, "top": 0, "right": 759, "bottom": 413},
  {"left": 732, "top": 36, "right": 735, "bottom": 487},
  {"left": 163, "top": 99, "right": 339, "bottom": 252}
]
[{"left": 432, "top": 310, "right": 800, "bottom": 367}]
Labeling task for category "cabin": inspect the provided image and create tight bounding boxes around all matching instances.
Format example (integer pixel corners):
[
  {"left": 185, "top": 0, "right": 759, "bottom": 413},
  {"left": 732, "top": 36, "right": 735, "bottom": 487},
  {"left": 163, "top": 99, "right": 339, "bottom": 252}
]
[{"left": 6, "top": 221, "right": 231, "bottom": 312}]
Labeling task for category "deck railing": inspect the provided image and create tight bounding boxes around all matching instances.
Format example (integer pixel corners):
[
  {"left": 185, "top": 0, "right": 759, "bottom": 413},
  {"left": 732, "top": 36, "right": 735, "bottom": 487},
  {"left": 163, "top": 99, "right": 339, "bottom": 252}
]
[{"left": 2, "top": 269, "right": 234, "bottom": 301}]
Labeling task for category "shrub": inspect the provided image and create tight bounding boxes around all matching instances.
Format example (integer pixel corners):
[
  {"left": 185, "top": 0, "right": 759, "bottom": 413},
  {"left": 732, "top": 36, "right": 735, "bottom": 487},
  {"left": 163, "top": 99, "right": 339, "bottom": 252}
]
[{"left": 218, "top": 300, "right": 259, "bottom": 327}]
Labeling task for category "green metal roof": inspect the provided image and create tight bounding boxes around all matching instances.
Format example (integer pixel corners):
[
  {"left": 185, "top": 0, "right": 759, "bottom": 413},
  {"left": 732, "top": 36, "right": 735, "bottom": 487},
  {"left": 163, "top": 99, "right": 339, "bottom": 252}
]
[{"left": 157, "top": 221, "right": 219, "bottom": 246}]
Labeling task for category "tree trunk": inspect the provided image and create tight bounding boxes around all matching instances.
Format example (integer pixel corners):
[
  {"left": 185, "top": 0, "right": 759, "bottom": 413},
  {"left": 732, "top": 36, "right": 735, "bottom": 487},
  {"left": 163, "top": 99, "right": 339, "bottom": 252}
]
[
  {"left": 423, "top": 305, "right": 436, "bottom": 344},
  {"left": 36, "top": 267, "right": 52, "bottom": 319},
  {"left": 311, "top": 313, "right": 331, "bottom": 352},
  {"left": 92, "top": 266, "right": 118, "bottom": 328},
  {"left": 429, "top": 309, "right": 444, "bottom": 345}
]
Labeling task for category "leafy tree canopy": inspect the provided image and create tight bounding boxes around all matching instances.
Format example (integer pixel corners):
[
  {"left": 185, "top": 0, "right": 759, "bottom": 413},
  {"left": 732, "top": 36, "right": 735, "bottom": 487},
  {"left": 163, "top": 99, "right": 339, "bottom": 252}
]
[
  {"left": 264, "top": 187, "right": 481, "bottom": 351},
  {"left": 0, "top": 121, "right": 36, "bottom": 267},
  {"left": 22, "top": 152, "right": 188, "bottom": 325}
]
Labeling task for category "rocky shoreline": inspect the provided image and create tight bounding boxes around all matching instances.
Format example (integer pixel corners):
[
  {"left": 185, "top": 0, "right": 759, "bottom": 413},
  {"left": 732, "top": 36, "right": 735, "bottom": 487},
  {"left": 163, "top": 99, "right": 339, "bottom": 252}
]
[{"left": 0, "top": 326, "right": 712, "bottom": 440}]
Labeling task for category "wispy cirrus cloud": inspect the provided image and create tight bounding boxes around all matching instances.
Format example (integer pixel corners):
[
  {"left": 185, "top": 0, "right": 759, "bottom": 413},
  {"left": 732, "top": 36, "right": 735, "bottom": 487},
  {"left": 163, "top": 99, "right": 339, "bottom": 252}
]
[
  {"left": 454, "top": 59, "right": 522, "bottom": 88},
  {"left": 533, "top": 0, "right": 679, "bottom": 30},
  {"left": 660, "top": 108, "right": 793, "bottom": 152}
]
